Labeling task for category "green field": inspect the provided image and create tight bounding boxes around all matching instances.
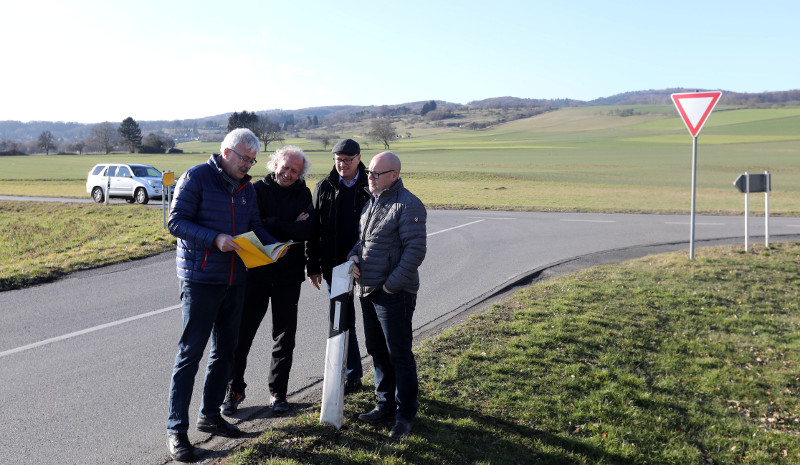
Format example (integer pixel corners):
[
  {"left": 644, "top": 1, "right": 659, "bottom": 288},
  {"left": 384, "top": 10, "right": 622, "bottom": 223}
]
[
  {"left": 226, "top": 242, "right": 800, "bottom": 465},
  {"left": 2, "top": 105, "right": 800, "bottom": 214}
]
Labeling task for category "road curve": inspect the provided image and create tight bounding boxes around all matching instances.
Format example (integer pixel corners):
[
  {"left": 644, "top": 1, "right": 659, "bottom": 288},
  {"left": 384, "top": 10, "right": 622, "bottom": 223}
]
[{"left": 1, "top": 209, "right": 799, "bottom": 464}]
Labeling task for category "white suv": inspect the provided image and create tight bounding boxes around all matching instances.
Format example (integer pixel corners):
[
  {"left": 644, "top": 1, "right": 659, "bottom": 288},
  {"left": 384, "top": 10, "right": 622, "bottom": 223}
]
[{"left": 86, "top": 163, "right": 172, "bottom": 205}]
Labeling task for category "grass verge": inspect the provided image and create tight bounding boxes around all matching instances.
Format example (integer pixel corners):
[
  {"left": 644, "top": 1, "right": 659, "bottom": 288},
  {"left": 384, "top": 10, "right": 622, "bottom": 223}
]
[
  {"left": 226, "top": 243, "right": 799, "bottom": 465},
  {"left": 0, "top": 200, "right": 175, "bottom": 291}
]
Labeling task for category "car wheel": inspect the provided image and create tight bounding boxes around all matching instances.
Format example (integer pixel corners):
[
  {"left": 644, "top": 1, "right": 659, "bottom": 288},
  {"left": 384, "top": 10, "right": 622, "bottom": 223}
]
[
  {"left": 91, "top": 187, "right": 105, "bottom": 203},
  {"left": 135, "top": 188, "right": 149, "bottom": 205}
]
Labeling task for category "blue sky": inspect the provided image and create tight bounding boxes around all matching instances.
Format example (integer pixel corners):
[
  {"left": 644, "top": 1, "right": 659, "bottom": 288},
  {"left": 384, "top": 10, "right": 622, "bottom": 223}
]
[{"left": 2, "top": 0, "right": 798, "bottom": 123}]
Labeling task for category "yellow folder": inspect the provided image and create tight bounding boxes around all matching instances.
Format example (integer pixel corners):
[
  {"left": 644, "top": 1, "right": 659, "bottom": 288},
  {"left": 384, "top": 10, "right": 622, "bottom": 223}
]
[{"left": 232, "top": 231, "right": 294, "bottom": 268}]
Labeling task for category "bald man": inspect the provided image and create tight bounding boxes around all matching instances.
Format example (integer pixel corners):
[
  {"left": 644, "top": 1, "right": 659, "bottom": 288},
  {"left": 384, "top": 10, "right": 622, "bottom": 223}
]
[{"left": 348, "top": 151, "right": 427, "bottom": 438}]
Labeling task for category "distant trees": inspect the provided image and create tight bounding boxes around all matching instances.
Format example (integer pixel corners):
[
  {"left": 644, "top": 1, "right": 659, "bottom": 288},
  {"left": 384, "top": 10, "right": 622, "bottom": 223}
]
[
  {"left": 0, "top": 140, "right": 24, "bottom": 155},
  {"left": 282, "top": 114, "right": 295, "bottom": 131},
  {"left": 253, "top": 116, "right": 284, "bottom": 151},
  {"left": 369, "top": 119, "right": 397, "bottom": 150},
  {"left": 228, "top": 111, "right": 285, "bottom": 151},
  {"left": 37, "top": 131, "right": 57, "bottom": 154},
  {"left": 92, "top": 122, "right": 118, "bottom": 154},
  {"left": 139, "top": 133, "right": 176, "bottom": 153},
  {"left": 68, "top": 140, "right": 87, "bottom": 154},
  {"left": 227, "top": 110, "right": 260, "bottom": 133},
  {"left": 420, "top": 100, "right": 437, "bottom": 116},
  {"left": 118, "top": 117, "right": 142, "bottom": 153}
]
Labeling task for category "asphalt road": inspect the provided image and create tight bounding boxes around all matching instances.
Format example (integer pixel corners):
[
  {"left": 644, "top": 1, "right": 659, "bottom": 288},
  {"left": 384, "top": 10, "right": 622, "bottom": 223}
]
[{"left": 1, "top": 208, "right": 799, "bottom": 464}]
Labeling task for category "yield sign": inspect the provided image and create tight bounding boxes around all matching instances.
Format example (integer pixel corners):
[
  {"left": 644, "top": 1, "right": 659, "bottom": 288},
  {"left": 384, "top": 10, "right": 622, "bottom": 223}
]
[{"left": 671, "top": 91, "right": 722, "bottom": 137}]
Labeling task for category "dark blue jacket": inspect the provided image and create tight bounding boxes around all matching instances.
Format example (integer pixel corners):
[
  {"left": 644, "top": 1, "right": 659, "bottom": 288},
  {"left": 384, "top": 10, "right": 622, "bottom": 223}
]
[{"left": 168, "top": 154, "right": 276, "bottom": 285}]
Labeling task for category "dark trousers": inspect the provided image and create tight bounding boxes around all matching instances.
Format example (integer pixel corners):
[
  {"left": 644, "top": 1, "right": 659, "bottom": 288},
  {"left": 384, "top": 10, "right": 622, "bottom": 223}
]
[
  {"left": 229, "top": 280, "right": 301, "bottom": 398},
  {"left": 167, "top": 281, "right": 245, "bottom": 433},
  {"left": 360, "top": 289, "right": 418, "bottom": 423}
]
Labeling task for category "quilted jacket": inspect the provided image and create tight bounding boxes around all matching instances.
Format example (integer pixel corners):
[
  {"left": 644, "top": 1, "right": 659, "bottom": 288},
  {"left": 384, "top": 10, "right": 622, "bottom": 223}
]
[
  {"left": 348, "top": 178, "right": 427, "bottom": 296},
  {"left": 168, "top": 154, "right": 275, "bottom": 285}
]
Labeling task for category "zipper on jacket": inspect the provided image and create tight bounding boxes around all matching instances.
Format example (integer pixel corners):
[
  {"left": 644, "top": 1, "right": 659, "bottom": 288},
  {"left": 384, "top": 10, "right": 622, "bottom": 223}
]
[
  {"left": 201, "top": 248, "right": 210, "bottom": 269},
  {"left": 229, "top": 195, "right": 236, "bottom": 285},
  {"left": 227, "top": 183, "right": 248, "bottom": 285}
]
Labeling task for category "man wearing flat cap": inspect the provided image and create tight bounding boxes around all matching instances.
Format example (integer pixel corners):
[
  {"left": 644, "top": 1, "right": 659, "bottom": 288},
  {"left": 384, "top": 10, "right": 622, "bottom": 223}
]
[{"left": 306, "top": 139, "right": 371, "bottom": 394}]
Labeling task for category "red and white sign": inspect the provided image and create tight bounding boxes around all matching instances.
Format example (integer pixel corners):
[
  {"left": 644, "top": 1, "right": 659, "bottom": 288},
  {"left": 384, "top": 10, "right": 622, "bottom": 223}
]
[{"left": 671, "top": 91, "right": 722, "bottom": 137}]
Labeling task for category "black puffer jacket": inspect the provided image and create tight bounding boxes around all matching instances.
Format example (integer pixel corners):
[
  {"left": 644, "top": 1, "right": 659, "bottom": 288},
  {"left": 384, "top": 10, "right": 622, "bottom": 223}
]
[
  {"left": 306, "top": 163, "right": 371, "bottom": 282},
  {"left": 247, "top": 173, "right": 315, "bottom": 284}
]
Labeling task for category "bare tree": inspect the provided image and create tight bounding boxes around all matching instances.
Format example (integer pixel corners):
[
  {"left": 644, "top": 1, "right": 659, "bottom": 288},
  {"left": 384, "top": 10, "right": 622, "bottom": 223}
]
[
  {"left": 253, "top": 115, "right": 284, "bottom": 151},
  {"left": 321, "top": 134, "right": 331, "bottom": 150},
  {"left": 92, "top": 122, "right": 118, "bottom": 154},
  {"left": 369, "top": 119, "right": 397, "bottom": 150},
  {"left": 68, "top": 140, "right": 87, "bottom": 154},
  {"left": 37, "top": 131, "right": 58, "bottom": 155}
]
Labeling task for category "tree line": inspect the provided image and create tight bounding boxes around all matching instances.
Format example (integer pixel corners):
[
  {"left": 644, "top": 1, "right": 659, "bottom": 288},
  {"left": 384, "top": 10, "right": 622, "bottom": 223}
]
[{"left": 1, "top": 117, "right": 179, "bottom": 156}]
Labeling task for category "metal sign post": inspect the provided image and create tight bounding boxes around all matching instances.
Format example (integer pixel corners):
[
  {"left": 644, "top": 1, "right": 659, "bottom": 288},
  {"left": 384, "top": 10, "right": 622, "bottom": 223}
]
[
  {"left": 161, "top": 171, "right": 175, "bottom": 229},
  {"left": 765, "top": 171, "right": 770, "bottom": 248},
  {"left": 745, "top": 173, "right": 750, "bottom": 252},
  {"left": 733, "top": 171, "right": 771, "bottom": 251},
  {"left": 672, "top": 91, "right": 722, "bottom": 259},
  {"left": 689, "top": 136, "right": 698, "bottom": 259}
]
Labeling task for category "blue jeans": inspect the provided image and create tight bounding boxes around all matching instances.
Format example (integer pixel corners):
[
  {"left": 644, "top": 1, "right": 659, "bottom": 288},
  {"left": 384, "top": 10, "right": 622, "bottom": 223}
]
[
  {"left": 327, "top": 283, "right": 363, "bottom": 382},
  {"left": 360, "top": 289, "right": 418, "bottom": 422},
  {"left": 167, "top": 281, "right": 245, "bottom": 433}
]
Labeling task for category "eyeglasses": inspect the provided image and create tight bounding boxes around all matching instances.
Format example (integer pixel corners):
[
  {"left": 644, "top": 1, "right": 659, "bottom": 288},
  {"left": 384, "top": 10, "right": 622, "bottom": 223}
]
[
  {"left": 230, "top": 148, "right": 257, "bottom": 165},
  {"left": 365, "top": 169, "right": 395, "bottom": 179},
  {"left": 333, "top": 154, "right": 357, "bottom": 165}
]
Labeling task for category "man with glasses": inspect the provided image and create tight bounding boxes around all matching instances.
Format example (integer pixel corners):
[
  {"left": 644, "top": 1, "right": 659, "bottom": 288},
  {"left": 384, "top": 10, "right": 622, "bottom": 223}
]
[
  {"left": 306, "top": 139, "right": 371, "bottom": 394},
  {"left": 166, "top": 128, "right": 282, "bottom": 462},
  {"left": 347, "top": 151, "right": 427, "bottom": 439}
]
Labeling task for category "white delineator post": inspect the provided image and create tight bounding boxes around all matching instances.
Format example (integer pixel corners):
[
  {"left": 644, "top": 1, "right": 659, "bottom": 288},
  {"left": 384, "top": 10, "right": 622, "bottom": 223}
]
[{"left": 765, "top": 171, "right": 770, "bottom": 248}]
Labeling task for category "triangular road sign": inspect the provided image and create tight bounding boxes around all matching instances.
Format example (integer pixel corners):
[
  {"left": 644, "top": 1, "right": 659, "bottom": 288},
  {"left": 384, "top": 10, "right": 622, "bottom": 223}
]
[{"left": 671, "top": 91, "right": 722, "bottom": 137}]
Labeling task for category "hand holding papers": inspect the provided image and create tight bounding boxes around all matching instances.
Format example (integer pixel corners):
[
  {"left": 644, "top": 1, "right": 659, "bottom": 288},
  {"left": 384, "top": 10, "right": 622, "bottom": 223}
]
[
  {"left": 330, "top": 261, "right": 355, "bottom": 297},
  {"left": 232, "top": 231, "right": 294, "bottom": 268}
]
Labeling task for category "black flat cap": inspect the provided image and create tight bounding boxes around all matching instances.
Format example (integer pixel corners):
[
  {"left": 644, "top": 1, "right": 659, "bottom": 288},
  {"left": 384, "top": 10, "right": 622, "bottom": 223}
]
[{"left": 331, "top": 139, "right": 360, "bottom": 155}]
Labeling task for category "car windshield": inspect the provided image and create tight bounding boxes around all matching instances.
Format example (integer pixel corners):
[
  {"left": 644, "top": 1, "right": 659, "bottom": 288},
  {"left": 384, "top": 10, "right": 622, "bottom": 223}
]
[{"left": 131, "top": 166, "right": 161, "bottom": 177}]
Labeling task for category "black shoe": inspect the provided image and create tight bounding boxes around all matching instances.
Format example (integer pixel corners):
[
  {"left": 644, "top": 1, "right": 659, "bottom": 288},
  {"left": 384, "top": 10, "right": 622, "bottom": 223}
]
[
  {"left": 344, "top": 379, "right": 362, "bottom": 395},
  {"left": 196, "top": 415, "right": 242, "bottom": 438},
  {"left": 389, "top": 420, "right": 413, "bottom": 438},
  {"left": 220, "top": 387, "right": 245, "bottom": 416},
  {"left": 358, "top": 407, "right": 395, "bottom": 424},
  {"left": 167, "top": 433, "right": 196, "bottom": 462},
  {"left": 271, "top": 395, "right": 290, "bottom": 413}
]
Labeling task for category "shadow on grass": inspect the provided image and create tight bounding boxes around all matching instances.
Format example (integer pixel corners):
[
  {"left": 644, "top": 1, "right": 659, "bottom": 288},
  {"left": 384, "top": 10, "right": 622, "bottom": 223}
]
[
  {"left": 230, "top": 394, "right": 642, "bottom": 465},
  {"left": 417, "top": 398, "right": 640, "bottom": 465}
]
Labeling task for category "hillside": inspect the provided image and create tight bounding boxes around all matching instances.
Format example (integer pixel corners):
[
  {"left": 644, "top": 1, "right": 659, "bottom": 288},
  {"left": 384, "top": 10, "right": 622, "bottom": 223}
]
[{"left": 1, "top": 88, "right": 798, "bottom": 147}]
